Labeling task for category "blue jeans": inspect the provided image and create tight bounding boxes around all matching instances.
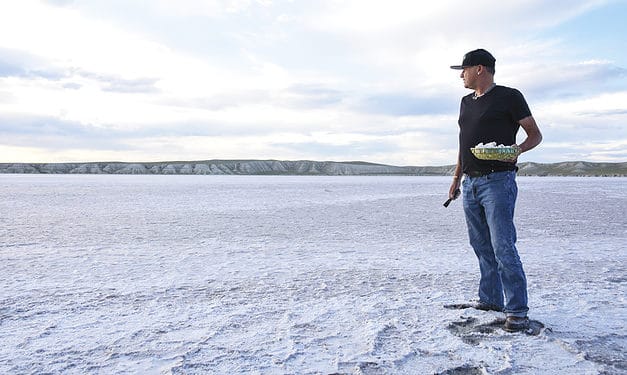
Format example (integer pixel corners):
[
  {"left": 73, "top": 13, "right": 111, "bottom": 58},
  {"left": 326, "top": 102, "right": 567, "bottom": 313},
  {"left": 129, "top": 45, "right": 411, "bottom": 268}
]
[{"left": 462, "top": 170, "right": 528, "bottom": 317}]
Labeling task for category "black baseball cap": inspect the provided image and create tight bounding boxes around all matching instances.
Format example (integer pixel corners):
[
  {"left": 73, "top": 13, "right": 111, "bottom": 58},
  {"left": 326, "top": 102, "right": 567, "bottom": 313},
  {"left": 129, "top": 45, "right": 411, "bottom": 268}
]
[{"left": 450, "top": 49, "right": 496, "bottom": 69}]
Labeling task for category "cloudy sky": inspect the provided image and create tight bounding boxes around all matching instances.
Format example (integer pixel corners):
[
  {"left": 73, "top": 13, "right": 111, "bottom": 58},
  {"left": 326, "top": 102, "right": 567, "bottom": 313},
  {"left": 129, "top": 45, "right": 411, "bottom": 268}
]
[{"left": 1, "top": 0, "right": 626, "bottom": 166}]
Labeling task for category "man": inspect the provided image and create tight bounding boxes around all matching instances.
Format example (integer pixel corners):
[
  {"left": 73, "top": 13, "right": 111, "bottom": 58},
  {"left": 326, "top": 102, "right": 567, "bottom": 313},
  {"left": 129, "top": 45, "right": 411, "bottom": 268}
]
[{"left": 448, "top": 49, "right": 542, "bottom": 332}]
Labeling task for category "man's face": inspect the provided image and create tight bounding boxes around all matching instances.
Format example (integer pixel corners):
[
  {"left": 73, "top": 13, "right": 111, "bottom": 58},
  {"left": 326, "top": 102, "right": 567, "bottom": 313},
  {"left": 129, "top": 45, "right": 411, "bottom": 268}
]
[{"left": 460, "top": 66, "right": 479, "bottom": 89}]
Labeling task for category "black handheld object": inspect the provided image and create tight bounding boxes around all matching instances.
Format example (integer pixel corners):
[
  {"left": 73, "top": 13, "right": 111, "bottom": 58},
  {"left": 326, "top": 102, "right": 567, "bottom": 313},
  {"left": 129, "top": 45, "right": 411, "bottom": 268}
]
[{"left": 443, "top": 189, "right": 461, "bottom": 208}]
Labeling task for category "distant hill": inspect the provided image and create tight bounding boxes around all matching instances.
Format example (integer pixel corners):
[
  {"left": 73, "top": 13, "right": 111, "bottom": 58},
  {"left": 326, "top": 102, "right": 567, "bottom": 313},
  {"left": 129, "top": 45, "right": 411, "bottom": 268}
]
[
  {"left": 516, "top": 161, "right": 627, "bottom": 176},
  {"left": 0, "top": 160, "right": 625, "bottom": 176}
]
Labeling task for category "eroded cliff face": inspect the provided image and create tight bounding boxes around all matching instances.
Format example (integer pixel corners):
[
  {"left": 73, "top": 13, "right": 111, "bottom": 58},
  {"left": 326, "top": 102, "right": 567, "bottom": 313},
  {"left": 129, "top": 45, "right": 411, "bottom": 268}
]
[
  {"left": 0, "top": 160, "right": 446, "bottom": 175},
  {"left": 1, "top": 160, "right": 624, "bottom": 176}
]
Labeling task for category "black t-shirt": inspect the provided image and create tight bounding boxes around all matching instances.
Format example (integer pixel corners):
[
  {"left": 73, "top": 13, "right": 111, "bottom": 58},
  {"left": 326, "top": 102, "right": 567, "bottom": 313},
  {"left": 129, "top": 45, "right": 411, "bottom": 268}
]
[{"left": 458, "top": 85, "right": 532, "bottom": 174}]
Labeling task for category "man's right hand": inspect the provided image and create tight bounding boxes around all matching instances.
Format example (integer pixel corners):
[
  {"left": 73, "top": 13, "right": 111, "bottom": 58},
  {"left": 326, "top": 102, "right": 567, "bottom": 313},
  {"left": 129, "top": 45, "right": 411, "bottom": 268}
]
[{"left": 449, "top": 178, "right": 461, "bottom": 199}]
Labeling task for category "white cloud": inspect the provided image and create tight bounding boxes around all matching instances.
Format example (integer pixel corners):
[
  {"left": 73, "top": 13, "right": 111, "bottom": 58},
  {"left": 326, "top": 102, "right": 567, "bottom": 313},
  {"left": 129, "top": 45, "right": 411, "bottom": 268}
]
[
  {"left": 1, "top": 2, "right": 162, "bottom": 77},
  {"left": 0, "top": 0, "right": 625, "bottom": 165},
  {"left": 153, "top": 0, "right": 271, "bottom": 17}
]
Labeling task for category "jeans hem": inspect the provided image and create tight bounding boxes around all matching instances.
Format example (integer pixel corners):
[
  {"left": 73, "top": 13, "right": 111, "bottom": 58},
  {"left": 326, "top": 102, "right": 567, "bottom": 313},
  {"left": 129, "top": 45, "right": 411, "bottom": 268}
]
[{"left": 505, "top": 311, "right": 529, "bottom": 318}]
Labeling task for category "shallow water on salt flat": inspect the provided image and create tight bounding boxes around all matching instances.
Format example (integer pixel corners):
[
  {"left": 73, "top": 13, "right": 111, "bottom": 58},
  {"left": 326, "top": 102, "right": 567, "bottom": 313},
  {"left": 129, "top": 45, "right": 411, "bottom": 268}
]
[{"left": 1, "top": 175, "right": 625, "bottom": 374}]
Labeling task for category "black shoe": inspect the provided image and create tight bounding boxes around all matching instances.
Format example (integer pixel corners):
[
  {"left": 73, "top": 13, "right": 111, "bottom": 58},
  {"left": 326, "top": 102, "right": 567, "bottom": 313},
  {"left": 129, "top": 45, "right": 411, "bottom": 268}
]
[
  {"left": 503, "top": 316, "right": 530, "bottom": 332},
  {"left": 474, "top": 301, "right": 503, "bottom": 312}
]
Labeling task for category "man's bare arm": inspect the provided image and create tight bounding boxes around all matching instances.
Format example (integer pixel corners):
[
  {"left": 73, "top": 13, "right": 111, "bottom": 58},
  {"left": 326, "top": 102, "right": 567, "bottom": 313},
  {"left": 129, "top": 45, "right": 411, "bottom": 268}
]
[
  {"left": 499, "top": 115, "right": 543, "bottom": 162},
  {"left": 517, "top": 115, "right": 543, "bottom": 153}
]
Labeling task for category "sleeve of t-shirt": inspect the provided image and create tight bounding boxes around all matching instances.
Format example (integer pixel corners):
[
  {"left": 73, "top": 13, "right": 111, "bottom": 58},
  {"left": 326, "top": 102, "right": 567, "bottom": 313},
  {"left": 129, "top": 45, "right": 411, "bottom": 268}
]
[{"left": 509, "top": 89, "right": 532, "bottom": 122}]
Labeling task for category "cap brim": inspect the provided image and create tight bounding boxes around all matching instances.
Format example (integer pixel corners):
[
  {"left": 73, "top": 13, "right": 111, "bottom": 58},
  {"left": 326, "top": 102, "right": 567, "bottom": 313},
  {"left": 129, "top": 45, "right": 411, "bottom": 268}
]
[{"left": 450, "top": 65, "right": 464, "bottom": 70}]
